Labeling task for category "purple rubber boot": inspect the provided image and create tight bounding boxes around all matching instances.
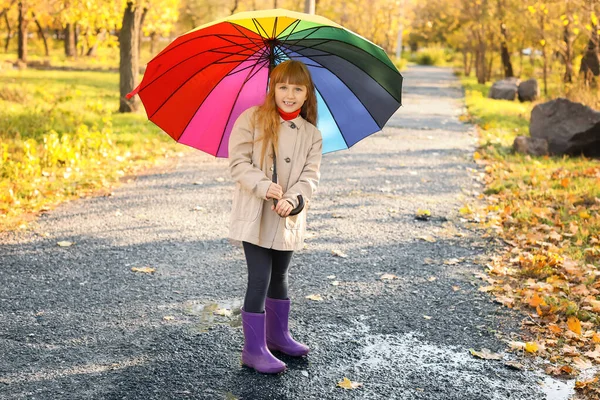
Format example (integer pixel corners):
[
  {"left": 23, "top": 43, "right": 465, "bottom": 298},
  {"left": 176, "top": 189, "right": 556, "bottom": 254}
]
[
  {"left": 241, "top": 309, "right": 286, "bottom": 374},
  {"left": 265, "top": 298, "right": 310, "bottom": 357}
]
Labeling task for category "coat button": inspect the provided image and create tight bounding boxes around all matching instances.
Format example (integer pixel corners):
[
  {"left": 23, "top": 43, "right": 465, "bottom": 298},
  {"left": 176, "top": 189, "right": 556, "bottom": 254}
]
[
  {"left": 285, "top": 157, "right": 291, "bottom": 163},
  {"left": 270, "top": 166, "right": 274, "bottom": 171}
]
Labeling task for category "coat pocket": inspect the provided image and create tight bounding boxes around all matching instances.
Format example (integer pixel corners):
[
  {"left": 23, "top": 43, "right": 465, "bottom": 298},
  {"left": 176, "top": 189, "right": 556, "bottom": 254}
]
[
  {"left": 232, "top": 187, "right": 262, "bottom": 222},
  {"left": 285, "top": 210, "right": 306, "bottom": 230}
]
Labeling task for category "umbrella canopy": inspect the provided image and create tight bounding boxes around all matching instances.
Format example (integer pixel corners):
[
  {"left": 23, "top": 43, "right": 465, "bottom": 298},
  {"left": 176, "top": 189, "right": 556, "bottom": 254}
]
[{"left": 128, "top": 8, "right": 403, "bottom": 157}]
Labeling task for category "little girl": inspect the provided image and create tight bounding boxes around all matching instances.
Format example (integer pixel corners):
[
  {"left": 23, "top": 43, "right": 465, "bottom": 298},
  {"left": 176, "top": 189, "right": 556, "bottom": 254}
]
[{"left": 228, "top": 60, "right": 323, "bottom": 374}]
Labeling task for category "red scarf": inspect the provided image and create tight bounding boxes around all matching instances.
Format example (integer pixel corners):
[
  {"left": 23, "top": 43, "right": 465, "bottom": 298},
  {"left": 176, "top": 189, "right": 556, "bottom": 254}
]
[{"left": 277, "top": 107, "right": 301, "bottom": 121}]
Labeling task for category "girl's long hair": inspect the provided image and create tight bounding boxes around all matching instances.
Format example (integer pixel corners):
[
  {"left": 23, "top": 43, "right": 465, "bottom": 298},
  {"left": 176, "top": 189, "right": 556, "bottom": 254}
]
[{"left": 253, "top": 60, "right": 318, "bottom": 170}]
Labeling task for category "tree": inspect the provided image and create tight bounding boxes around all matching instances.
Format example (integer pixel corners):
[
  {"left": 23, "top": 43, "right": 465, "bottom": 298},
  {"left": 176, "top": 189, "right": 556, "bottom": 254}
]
[{"left": 119, "top": 1, "right": 143, "bottom": 112}]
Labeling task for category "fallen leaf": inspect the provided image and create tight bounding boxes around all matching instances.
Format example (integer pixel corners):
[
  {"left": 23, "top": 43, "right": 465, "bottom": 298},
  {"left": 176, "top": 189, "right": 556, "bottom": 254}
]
[
  {"left": 584, "top": 345, "right": 600, "bottom": 361},
  {"left": 380, "top": 273, "right": 398, "bottom": 280},
  {"left": 469, "top": 348, "right": 503, "bottom": 360},
  {"left": 331, "top": 281, "right": 340, "bottom": 286},
  {"left": 306, "top": 294, "right": 323, "bottom": 301},
  {"left": 562, "top": 344, "right": 580, "bottom": 357},
  {"left": 504, "top": 361, "right": 524, "bottom": 370},
  {"left": 213, "top": 308, "right": 232, "bottom": 317},
  {"left": 327, "top": 275, "right": 336, "bottom": 279},
  {"left": 546, "top": 365, "right": 574, "bottom": 376},
  {"left": 57, "top": 241, "right": 73, "bottom": 247},
  {"left": 548, "top": 324, "right": 562, "bottom": 334},
  {"left": 452, "top": 286, "right": 461, "bottom": 291},
  {"left": 524, "top": 342, "right": 539, "bottom": 353},
  {"left": 567, "top": 316, "right": 582, "bottom": 335},
  {"left": 528, "top": 293, "right": 546, "bottom": 308},
  {"left": 332, "top": 249, "right": 348, "bottom": 258},
  {"left": 131, "top": 266, "right": 156, "bottom": 274},
  {"left": 572, "top": 357, "right": 593, "bottom": 370},
  {"left": 575, "top": 377, "right": 599, "bottom": 389},
  {"left": 163, "top": 316, "right": 175, "bottom": 321},
  {"left": 423, "top": 315, "right": 432, "bottom": 320},
  {"left": 418, "top": 235, "right": 437, "bottom": 243},
  {"left": 337, "top": 377, "right": 363, "bottom": 390},
  {"left": 593, "top": 333, "right": 600, "bottom": 343},
  {"left": 443, "top": 258, "right": 462, "bottom": 265},
  {"left": 427, "top": 276, "right": 437, "bottom": 282},
  {"left": 508, "top": 341, "right": 526, "bottom": 351}
]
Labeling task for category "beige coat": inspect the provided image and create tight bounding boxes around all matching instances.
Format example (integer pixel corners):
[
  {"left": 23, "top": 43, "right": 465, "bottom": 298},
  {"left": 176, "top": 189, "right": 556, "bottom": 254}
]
[{"left": 228, "top": 106, "right": 323, "bottom": 251}]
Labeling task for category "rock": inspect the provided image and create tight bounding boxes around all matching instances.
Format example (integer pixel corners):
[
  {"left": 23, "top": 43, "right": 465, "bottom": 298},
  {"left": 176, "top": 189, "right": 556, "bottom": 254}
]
[
  {"left": 513, "top": 136, "right": 549, "bottom": 156},
  {"left": 517, "top": 79, "right": 539, "bottom": 102},
  {"left": 530, "top": 98, "right": 600, "bottom": 157},
  {"left": 488, "top": 78, "right": 520, "bottom": 100}
]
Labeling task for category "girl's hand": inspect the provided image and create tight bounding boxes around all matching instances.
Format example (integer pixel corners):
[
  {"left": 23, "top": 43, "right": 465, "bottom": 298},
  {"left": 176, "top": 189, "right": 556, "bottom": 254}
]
[
  {"left": 266, "top": 183, "right": 283, "bottom": 200},
  {"left": 272, "top": 199, "right": 294, "bottom": 217}
]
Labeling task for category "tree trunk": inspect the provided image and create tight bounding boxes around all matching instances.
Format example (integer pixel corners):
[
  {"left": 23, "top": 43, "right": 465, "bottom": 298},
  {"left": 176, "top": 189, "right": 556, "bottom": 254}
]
[
  {"left": 32, "top": 13, "right": 48, "bottom": 56},
  {"left": 149, "top": 31, "right": 157, "bottom": 54},
  {"left": 304, "top": 0, "right": 315, "bottom": 14},
  {"left": 64, "top": 23, "right": 75, "bottom": 57},
  {"left": 230, "top": 0, "right": 239, "bottom": 15},
  {"left": 500, "top": 22, "right": 513, "bottom": 77},
  {"left": 87, "top": 29, "right": 105, "bottom": 57},
  {"left": 462, "top": 49, "right": 470, "bottom": 76},
  {"left": 579, "top": 23, "right": 599, "bottom": 85},
  {"left": 486, "top": 52, "right": 494, "bottom": 82},
  {"left": 17, "top": 1, "right": 27, "bottom": 62},
  {"left": 539, "top": 12, "right": 548, "bottom": 96},
  {"left": 4, "top": 11, "right": 11, "bottom": 53},
  {"left": 475, "top": 31, "right": 487, "bottom": 84},
  {"left": 137, "top": 7, "right": 148, "bottom": 63},
  {"left": 119, "top": 1, "right": 143, "bottom": 113}
]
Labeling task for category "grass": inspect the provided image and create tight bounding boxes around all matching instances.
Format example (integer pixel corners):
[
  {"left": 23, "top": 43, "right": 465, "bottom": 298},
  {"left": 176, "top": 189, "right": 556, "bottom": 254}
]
[
  {"left": 461, "top": 73, "right": 600, "bottom": 391},
  {"left": 0, "top": 68, "right": 184, "bottom": 231}
]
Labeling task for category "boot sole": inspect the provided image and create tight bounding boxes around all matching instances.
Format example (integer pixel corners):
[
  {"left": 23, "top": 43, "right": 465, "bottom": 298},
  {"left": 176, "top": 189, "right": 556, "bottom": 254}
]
[
  {"left": 241, "top": 359, "right": 286, "bottom": 374},
  {"left": 267, "top": 341, "right": 310, "bottom": 357}
]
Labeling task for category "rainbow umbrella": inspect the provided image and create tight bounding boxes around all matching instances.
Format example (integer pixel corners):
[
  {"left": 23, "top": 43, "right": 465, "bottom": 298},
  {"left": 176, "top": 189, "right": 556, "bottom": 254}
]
[{"left": 128, "top": 8, "right": 403, "bottom": 157}]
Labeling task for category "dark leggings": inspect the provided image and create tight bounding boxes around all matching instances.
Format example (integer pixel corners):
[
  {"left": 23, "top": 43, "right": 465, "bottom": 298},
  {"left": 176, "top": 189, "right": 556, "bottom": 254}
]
[{"left": 242, "top": 241, "right": 294, "bottom": 313}]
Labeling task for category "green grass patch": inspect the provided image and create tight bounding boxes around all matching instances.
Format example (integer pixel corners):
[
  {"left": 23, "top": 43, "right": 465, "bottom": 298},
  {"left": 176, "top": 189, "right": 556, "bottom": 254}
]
[{"left": 0, "top": 69, "right": 183, "bottom": 231}]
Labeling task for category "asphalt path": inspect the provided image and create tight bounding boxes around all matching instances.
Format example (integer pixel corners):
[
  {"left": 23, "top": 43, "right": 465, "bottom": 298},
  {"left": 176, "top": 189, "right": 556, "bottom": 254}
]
[{"left": 0, "top": 66, "right": 572, "bottom": 399}]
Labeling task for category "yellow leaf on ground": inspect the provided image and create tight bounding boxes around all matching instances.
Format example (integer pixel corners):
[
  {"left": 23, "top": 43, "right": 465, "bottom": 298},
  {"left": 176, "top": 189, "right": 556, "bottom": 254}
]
[
  {"left": 567, "top": 316, "right": 582, "bottom": 335},
  {"left": 57, "top": 241, "right": 73, "bottom": 247},
  {"left": 380, "top": 273, "right": 398, "bottom": 280},
  {"left": 427, "top": 277, "right": 437, "bottom": 282},
  {"left": 593, "top": 333, "right": 600, "bottom": 343},
  {"left": 306, "top": 294, "right": 323, "bottom": 301},
  {"left": 525, "top": 342, "right": 539, "bottom": 353},
  {"left": 469, "top": 348, "right": 503, "bottom": 360},
  {"left": 560, "top": 177, "right": 570, "bottom": 188},
  {"left": 131, "top": 266, "right": 155, "bottom": 274},
  {"left": 528, "top": 293, "right": 546, "bottom": 307},
  {"left": 452, "top": 286, "right": 461, "bottom": 291},
  {"left": 337, "top": 377, "right": 363, "bottom": 390},
  {"left": 163, "top": 316, "right": 174, "bottom": 321}
]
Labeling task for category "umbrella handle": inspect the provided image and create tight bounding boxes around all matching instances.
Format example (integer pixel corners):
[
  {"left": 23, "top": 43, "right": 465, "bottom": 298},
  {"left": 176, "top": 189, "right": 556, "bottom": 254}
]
[{"left": 273, "top": 195, "right": 304, "bottom": 216}]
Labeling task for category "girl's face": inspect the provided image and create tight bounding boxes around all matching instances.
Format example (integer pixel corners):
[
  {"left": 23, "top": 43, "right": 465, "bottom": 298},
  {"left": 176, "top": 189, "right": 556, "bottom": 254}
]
[{"left": 274, "top": 81, "right": 308, "bottom": 113}]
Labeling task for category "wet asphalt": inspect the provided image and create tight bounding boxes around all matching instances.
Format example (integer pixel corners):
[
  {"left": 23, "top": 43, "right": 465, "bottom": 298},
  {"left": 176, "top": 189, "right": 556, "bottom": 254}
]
[{"left": 0, "top": 66, "right": 572, "bottom": 399}]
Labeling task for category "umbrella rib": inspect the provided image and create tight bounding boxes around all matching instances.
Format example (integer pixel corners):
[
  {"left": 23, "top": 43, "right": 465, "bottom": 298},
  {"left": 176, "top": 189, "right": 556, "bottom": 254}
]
[
  {"left": 215, "top": 60, "right": 269, "bottom": 157},
  {"left": 137, "top": 39, "right": 264, "bottom": 99},
  {"left": 250, "top": 18, "right": 271, "bottom": 39},
  {"left": 283, "top": 39, "right": 402, "bottom": 103},
  {"left": 276, "top": 46, "right": 350, "bottom": 149},
  {"left": 281, "top": 25, "right": 401, "bottom": 77},
  {"left": 146, "top": 50, "right": 256, "bottom": 120}
]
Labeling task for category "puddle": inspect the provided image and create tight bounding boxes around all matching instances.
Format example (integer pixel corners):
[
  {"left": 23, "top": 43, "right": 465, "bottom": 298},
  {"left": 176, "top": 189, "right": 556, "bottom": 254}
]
[
  {"left": 539, "top": 375, "right": 575, "bottom": 400},
  {"left": 183, "top": 299, "right": 243, "bottom": 332},
  {"left": 330, "top": 326, "right": 576, "bottom": 399}
]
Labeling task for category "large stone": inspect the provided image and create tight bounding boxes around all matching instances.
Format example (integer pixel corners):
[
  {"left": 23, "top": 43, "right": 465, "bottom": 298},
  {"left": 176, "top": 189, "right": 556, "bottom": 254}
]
[
  {"left": 530, "top": 98, "right": 600, "bottom": 157},
  {"left": 488, "top": 77, "right": 520, "bottom": 100},
  {"left": 518, "top": 79, "right": 539, "bottom": 102},
  {"left": 513, "top": 136, "right": 549, "bottom": 156}
]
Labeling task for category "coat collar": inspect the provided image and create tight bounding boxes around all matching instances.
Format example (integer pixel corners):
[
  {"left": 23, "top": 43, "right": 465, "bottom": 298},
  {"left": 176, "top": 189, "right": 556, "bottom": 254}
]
[{"left": 279, "top": 115, "right": 304, "bottom": 130}]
